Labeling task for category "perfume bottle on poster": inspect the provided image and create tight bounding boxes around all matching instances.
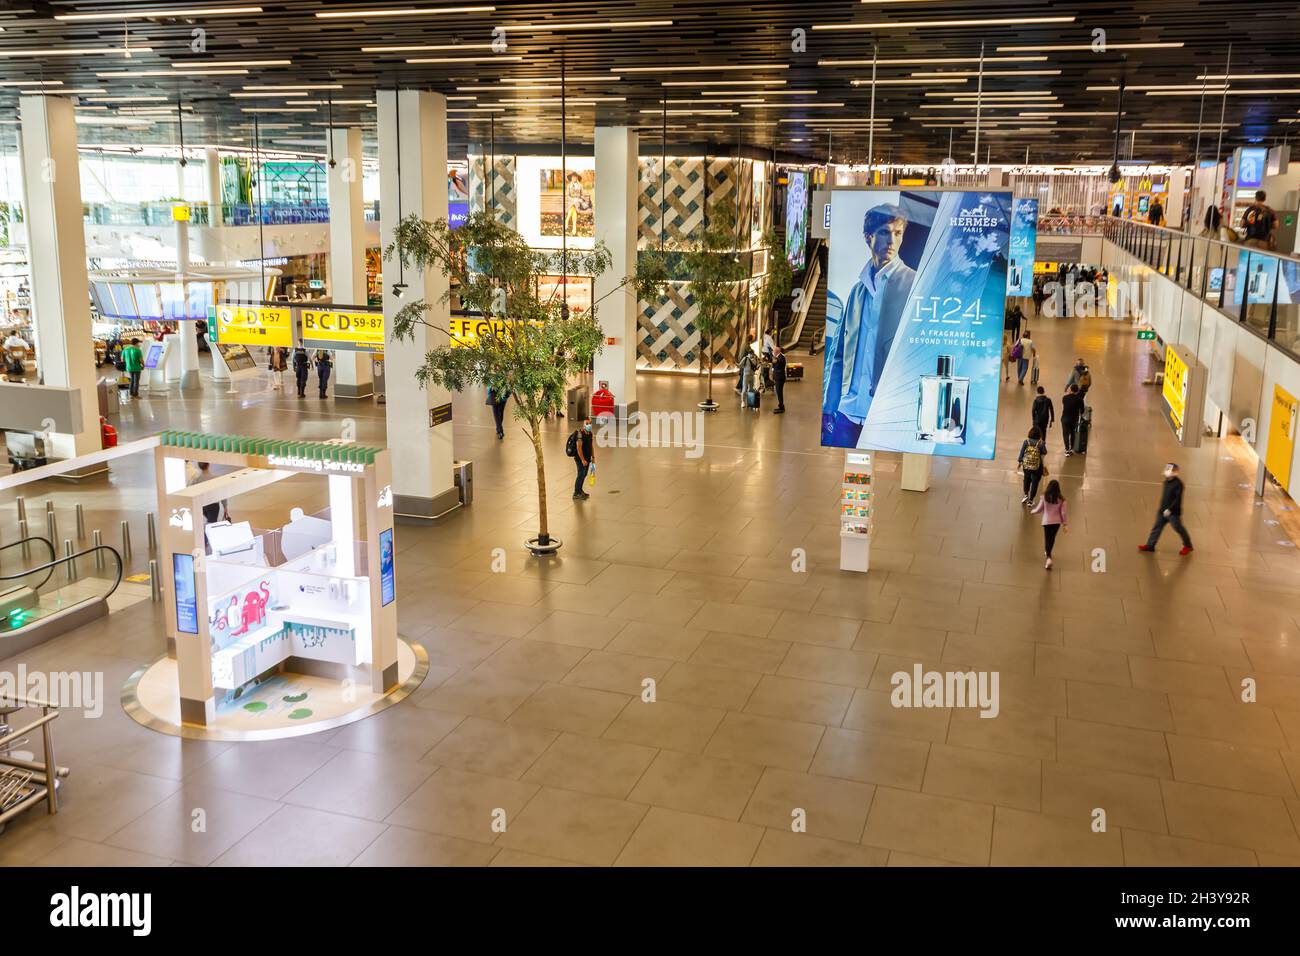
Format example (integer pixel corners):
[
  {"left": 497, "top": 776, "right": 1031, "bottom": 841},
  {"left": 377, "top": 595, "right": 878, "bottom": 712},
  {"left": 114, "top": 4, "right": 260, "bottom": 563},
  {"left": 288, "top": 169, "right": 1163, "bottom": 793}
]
[{"left": 916, "top": 354, "right": 969, "bottom": 445}]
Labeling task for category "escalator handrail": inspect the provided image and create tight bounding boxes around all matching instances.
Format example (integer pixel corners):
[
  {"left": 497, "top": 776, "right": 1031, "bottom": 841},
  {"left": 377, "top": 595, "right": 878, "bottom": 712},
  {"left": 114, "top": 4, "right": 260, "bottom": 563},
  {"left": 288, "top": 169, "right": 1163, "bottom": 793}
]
[
  {"left": 0, "top": 535, "right": 59, "bottom": 592},
  {"left": 0, "top": 544, "right": 124, "bottom": 605}
]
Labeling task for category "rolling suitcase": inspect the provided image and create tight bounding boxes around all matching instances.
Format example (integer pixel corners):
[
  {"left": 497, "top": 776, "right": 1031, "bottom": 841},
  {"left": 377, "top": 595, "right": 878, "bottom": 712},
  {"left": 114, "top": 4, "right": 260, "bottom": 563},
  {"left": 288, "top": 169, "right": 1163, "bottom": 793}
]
[
  {"left": 1030, "top": 361, "right": 1039, "bottom": 385},
  {"left": 745, "top": 389, "right": 761, "bottom": 410},
  {"left": 1074, "top": 407, "right": 1092, "bottom": 454}
]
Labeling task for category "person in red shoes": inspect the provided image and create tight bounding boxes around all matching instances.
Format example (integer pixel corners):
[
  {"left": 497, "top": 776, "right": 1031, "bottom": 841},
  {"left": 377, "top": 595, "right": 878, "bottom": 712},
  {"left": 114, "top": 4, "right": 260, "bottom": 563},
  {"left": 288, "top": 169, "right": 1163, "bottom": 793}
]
[{"left": 1138, "top": 463, "right": 1193, "bottom": 555}]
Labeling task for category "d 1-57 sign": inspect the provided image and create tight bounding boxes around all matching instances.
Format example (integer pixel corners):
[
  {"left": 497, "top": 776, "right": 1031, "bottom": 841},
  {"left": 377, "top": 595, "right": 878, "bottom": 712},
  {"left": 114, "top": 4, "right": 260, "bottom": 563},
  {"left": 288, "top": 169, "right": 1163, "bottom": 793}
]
[{"left": 301, "top": 309, "right": 385, "bottom": 353}]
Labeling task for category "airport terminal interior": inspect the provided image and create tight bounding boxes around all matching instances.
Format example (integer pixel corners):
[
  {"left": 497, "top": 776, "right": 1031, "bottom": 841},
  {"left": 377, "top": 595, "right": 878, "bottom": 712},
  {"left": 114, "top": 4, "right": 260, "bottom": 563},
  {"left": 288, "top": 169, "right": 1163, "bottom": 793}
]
[{"left": 1, "top": 0, "right": 1300, "bottom": 870}]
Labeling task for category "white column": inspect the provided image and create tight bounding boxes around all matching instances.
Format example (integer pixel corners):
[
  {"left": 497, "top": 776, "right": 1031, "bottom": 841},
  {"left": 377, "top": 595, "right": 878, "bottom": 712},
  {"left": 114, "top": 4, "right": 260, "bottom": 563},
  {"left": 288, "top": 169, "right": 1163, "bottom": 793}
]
[
  {"left": 204, "top": 147, "right": 223, "bottom": 227},
  {"left": 377, "top": 89, "right": 458, "bottom": 521},
  {"left": 328, "top": 127, "right": 373, "bottom": 399},
  {"left": 19, "top": 95, "right": 100, "bottom": 458},
  {"left": 593, "top": 126, "right": 639, "bottom": 418},
  {"left": 175, "top": 216, "right": 201, "bottom": 390}
]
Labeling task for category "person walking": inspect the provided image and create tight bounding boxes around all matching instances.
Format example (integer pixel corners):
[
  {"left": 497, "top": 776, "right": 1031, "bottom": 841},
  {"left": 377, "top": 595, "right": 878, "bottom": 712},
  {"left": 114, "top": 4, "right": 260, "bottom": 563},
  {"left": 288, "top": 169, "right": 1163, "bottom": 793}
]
[
  {"left": 568, "top": 416, "right": 594, "bottom": 500},
  {"left": 315, "top": 350, "right": 332, "bottom": 398},
  {"left": 771, "top": 346, "right": 788, "bottom": 414},
  {"left": 1017, "top": 426, "right": 1048, "bottom": 506},
  {"left": 1014, "top": 329, "right": 1036, "bottom": 386},
  {"left": 1030, "top": 479, "right": 1068, "bottom": 570},
  {"left": 1066, "top": 357, "right": 1092, "bottom": 399},
  {"left": 268, "top": 346, "right": 287, "bottom": 390},
  {"left": 1031, "top": 385, "right": 1055, "bottom": 437},
  {"left": 1138, "top": 463, "right": 1193, "bottom": 555},
  {"left": 122, "top": 336, "right": 145, "bottom": 398},
  {"left": 1240, "top": 190, "right": 1278, "bottom": 251},
  {"left": 292, "top": 347, "right": 311, "bottom": 398},
  {"left": 489, "top": 386, "right": 511, "bottom": 439},
  {"left": 1148, "top": 196, "right": 1164, "bottom": 227},
  {"left": 1060, "top": 383, "right": 1085, "bottom": 455}
]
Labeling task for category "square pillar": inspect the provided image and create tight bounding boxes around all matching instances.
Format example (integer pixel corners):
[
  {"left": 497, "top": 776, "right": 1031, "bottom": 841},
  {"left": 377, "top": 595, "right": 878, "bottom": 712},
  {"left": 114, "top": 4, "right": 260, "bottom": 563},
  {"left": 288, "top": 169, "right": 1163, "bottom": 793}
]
[
  {"left": 377, "top": 90, "right": 458, "bottom": 521},
  {"left": 593, "top": 126, "right": 639, "bottom": 419},
  {"left": 328, "top": 127, "right": 373, "bottom": 399},
  {"left": 19, "top": 95, "right": 100, "bottom": 458}
]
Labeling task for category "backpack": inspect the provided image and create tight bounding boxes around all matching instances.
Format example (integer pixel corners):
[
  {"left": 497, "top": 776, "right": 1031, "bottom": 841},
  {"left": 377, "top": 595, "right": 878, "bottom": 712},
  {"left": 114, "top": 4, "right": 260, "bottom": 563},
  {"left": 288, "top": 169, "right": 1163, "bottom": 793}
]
[
  {"left": 1022, "top": 441, "right": 1042, "bottom": 471},
  {"left": 1078, "top": 369, "right": 1092, "bottom": 390},
  {"left": 565, "top": 431, "right": 579, "bottom": 458},
  {"left": 1242, "top": 205, "right": 1273, "bottom": 241},
  {"left": 1010, "top": 341, "right": 1024, "bottom": 361}
]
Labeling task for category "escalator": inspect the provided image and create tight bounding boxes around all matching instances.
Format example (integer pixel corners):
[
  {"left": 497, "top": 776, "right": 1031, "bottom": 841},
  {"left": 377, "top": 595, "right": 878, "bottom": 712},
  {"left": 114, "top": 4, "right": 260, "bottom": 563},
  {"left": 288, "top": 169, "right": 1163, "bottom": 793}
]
[{"left": 0, "top": 536, "right": 123, "bottom": 657}]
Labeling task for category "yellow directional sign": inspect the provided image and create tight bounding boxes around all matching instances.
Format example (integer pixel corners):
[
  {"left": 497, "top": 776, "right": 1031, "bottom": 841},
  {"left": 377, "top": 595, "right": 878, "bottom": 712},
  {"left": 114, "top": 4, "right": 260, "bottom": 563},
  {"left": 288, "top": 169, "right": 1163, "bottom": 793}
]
[
  {"left": 213, "top": 304, "right": 293, "bottom": 348},
  {"left": 301, "top": 308, "right": 385, "bottom": 353},
  {"left": 448, "top": 316, "right": 543, "bottom": 348}
]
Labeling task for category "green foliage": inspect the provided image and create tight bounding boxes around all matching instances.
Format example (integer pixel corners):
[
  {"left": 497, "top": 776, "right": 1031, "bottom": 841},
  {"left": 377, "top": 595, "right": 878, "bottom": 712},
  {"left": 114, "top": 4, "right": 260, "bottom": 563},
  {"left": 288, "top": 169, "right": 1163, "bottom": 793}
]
[{"left": 756, "top": 227, "right": 795, "bottom": 316}]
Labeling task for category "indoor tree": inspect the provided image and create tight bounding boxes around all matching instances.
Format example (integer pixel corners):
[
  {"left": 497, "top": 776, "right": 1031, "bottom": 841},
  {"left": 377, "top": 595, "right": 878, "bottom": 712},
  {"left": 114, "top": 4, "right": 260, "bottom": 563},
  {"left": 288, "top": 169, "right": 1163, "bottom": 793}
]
[
  {"left": 679, "top": 199, "right": 750, "bottom": 410},
  {"left": 387, "top": 210, "right": 666, "bottom": 555}
]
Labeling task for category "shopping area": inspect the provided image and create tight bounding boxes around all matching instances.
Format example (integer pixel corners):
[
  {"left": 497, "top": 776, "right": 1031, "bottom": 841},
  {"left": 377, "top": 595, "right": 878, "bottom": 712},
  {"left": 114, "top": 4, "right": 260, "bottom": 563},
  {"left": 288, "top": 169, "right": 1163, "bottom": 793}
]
[{"left": 0, "top": 2, "right": 1299, "bottom": 898}]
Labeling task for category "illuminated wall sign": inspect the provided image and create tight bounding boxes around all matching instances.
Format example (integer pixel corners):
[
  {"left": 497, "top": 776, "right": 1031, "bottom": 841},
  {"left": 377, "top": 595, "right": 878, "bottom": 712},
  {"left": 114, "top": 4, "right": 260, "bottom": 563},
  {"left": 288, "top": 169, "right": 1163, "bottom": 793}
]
[
  {"left": 1267, "top": 385, "right": 1298, "bottom": 491},
  {"left": 1162, "top": 344, "right": 1190, "bottom": 441},
  {"left": 448, "top": 316, "right": 543, "bottom": 348},
  {"left": 301, "top": 308, "right": 385, "bottom": 353},
  {"left": 267, "top": 454, "right": 365, "bottom": 473},
  {"left": 213, "top": 303, "right": 293, "bottom": 348}
]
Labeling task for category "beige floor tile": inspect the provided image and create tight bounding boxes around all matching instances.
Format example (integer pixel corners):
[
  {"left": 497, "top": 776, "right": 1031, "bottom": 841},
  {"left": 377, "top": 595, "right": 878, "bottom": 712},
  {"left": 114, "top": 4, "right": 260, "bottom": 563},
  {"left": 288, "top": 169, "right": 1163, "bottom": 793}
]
[
  {"left": 103, "top": 785, "right": 279, "bottom": 866},
  {"left": 416, "top": 668, "right": 542, "bottom": 721},
  {"left": 1036, "top": 645, "right": 1133, "bottom": 687},
  {"left": 886, "top": 851, "right": 966, "bottom": 866},
  {"left": 507, "top": 682, "right": 630, "bottom": 736},
  {"left": 1062, "top": 618, "right": 1156, "bottom": 656},
  {"left": 744, "top": 674, "right": 855, "bottom": 726},
  {"left": 1152, "top": 632, "right": 1251, "bottom": 668},
  {"left": 841, "top": 687, "right": 952, "bottom": 743},
  {"left": 751, "top": 829, "right": 889, "bottom": 867},
  {"left": 1166, "top": 734, "right": 1296, "bottom": 796},
  {"left": 534, "top": 581, "right": 634, "bottom": 616},
  {"left": 809, "top": 727, "right": 930, "bottom": 790},
  {"left": 521, "top": 732, "right": 658, "bottom": 800},
  {"left": 1042, "top": 762, "right": 1167, "bottom": 834},
  {"left": 349, "top": 826, "right": 499, "bottom": 866},
  {"left": 1056, "top": 717, "right": 1172, "bottom": 779},
  {"left": 488, "top": 849, "right": 586, "bottom": 866},
  {"left": 657, "top": 661, "right": 763, "bottom": 710},
  {"left": 777, "top": 644, "right": 878, "bottom": 688},
  {"left": 615, "top": 807, "right": 763, "bottom": 866},
  {"left": 282, "top": 749, "right": 436, "bottom": 820},
  {"left": 384, "top": 767, "right": 539, "bottom": 845},
  {"left": 449, "top": 602, "right": 552, "bottom": 639},
  {"left": 1254, "top": 851, "right": 1300, "bottom": 866},
  {"left": 860, "top": 786, "right": 993, "bottom": 866},
  {"left": 811, "top": 591, "right": 898, "bottom": 629},
  {"left": 741, "top": 767, "right": 875, "bottom": 843},
  {"left": 589, "top": 563, "right": 675, "bottom": 594},
  {"left": 942, "top": 633, "right": 1035, "bottom": 675},
  {"left": 183, "top": 738, "right": 338, "bottom": 800},
  {"left": 418, "top": 627, "right": 510, "bottom": 669},
  {"left": 422, "top": 717, "right": 558, "bottom": 779},
  {"left": 1066, "top": 681, "right": 1174, "bottom": 732},
  {"left": 606, "top": 620, "right": 709, "bottom": 661},
  {"left": 1161, "top": 779, "right": 1300, "bottom": 855},
  {"left": 1129, "top": 656, "right": 1233, "bottom": 700},
  {"left": 976, "top": 605, "right": 1065, "bottom": 644},
  {"left": 477, "top": 638, "right": 589, "bottom": 683},
  {"left": 946, "top": 708, "right": 1057, "bottom": 761},
  {"left": 922, "top": 743, "right": 1041, "bottom": 811},
  {"left": 853, "top": 622, "right": 947, "bottom": 659},
  {"left": 1120, "top": 829, "right": 1258, "bottom": 866},
  {"left": 37, "top": 838, "right": 172, "bottom": 868},
  {"left": 990, "top": 806, "right": 1124, "bottom": 866},
  {"left": 494, "top": 786, "right": 648, "bottom": 865},
  {"left": 212, "top": 806, "right": 386, "bottom": 867},
  {"left": 561, "top": 649, "right": 672, "bottom": 696},
  {"left": 985, "top": 670, "right": 1069, "bottom": 717},
  {"left": 894, "top": 598, "right": 980, "bottom": 634},
  {"left": 704, "top": 712, "right": 826, "bottom": 772},
  {"left": 661, "top": 570, "right": 749, "bottom": 603},
  {"left": 1168, "top": 695, "right": 1289, "bottom": 748},
  {"left": 686, "top": 600, "right": 782, "bottom": 637},
  {"left": 691, "top": 632, "right": 792, "bottom": 674},
  {"left": 732, "top": 579, "right": 820, "bottom": 613},
  {"left": 521, "top": 610, "right": 627, "bottom": 649},
  {"left": 466, "top": 576, "right": 560, "bottom": 608},
  {"left": 326, "top": 703, "right": 463, "bottom": 759},
  {"left": 603, "top": 698, "right": 726, "bottom": 754},
  {"left": 609, "top": 591, "right": 703, "bottom": 626},
  {"left": 627, "top": 749, "right": 763, "bottom": 820}
]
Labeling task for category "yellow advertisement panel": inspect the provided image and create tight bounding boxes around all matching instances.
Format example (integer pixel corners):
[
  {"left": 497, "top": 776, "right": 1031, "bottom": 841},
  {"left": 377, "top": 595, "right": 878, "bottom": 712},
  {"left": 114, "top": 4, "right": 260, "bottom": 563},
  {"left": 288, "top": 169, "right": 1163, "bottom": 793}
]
[
  {"left": 1266, "top": 384, "right": 1299, "bottom": 491},
  {"left": 301, "top": 309, "right": 385, "bottom": 353},
  {"left": 213, "top": 304, "right": 293, "bottom": 348},
  {"left": 1162, "top": 344, "right": 1188, "bottom": 431}
]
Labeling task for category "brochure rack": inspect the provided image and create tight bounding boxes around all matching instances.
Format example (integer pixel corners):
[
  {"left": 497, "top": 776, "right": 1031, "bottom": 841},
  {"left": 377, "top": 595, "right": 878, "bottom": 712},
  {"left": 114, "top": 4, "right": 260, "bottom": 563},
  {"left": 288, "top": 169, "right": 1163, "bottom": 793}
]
[{"left": 839, "top": 451, "right": 872, "bottom": 573}]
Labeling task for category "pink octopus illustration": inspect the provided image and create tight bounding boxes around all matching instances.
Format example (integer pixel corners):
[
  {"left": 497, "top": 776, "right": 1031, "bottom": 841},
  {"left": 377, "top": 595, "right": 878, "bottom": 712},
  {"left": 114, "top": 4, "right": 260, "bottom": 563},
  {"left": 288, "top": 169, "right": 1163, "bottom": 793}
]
[{"left": 230, "top": 582, "right": 271, "bottom": 637}]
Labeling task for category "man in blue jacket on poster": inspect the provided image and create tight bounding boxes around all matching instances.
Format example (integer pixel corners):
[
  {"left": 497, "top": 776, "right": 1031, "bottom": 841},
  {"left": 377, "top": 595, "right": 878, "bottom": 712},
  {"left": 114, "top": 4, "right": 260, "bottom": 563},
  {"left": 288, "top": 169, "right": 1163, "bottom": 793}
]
[{"left": 822, "top": 203, "right": 918, "bottom": 447}]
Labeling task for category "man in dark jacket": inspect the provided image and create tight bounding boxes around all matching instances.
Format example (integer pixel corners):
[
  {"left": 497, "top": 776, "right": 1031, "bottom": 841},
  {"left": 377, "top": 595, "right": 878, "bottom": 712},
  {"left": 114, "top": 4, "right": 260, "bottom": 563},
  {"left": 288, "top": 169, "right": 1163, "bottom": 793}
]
[
  {"left": 292, "top": 348, "right": 311, "bottom": 397},
  {"left": 1138, "top": 463, "right": 1193, "bottom": 554},
  {"left": 571, "top": 417, "right": 594, "bottom": 500},
  {"left": 1060, "top": 383, "right": 1085, "bottom": 455},
  {"left": 1031, "top": 386, "right": 1054, "bottom": 437},
  {"left": 772, "top": 347, "right": 788, "bottom": 414}
]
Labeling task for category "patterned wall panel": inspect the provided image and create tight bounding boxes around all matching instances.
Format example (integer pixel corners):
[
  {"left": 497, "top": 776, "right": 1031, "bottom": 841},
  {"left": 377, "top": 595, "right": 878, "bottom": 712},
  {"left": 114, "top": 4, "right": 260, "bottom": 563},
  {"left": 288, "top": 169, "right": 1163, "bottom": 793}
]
[
  {"left": 468, "top": 153, "right": 517, "bottom": 227},
  {"left": 637, "top": 279, "right": 749, "bottom": 373}
]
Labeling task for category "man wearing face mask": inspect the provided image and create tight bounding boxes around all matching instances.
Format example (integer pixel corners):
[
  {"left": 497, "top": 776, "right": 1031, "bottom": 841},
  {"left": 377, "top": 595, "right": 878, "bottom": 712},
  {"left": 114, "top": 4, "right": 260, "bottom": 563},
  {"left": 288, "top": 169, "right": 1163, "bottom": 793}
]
[
  {"left": 569, "top": 416, "right": 594, "bottom": 500},
  {"left": 822, "top": 203, "right": 917, "bottom": 448},
  {"left": 1138, "top": 463, "right": 1193, "bottom": 555}
]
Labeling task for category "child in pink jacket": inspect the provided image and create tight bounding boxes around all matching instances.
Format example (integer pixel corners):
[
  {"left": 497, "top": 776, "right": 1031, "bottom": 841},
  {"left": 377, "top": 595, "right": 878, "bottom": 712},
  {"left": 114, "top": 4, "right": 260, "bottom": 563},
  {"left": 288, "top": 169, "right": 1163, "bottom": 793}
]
[{"left": 1030, "top": 479, "right": 1068, "bottom": 570}]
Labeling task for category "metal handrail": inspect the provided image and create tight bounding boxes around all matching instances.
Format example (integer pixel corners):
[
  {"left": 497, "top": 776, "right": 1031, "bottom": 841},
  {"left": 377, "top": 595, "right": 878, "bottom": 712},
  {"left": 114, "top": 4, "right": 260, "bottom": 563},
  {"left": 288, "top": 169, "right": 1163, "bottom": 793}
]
[
  {"left": 1052, "top": 214, "right": 1300, "bottom": 267},
  {"left": 0, "top": 544, "right": 124, "bottom": 605},
  {"left": 780, "top": 240, "right": 823, "bottom": 351},
  {"left": 0, "top": 536, "right": 57, "bottom": 593}
]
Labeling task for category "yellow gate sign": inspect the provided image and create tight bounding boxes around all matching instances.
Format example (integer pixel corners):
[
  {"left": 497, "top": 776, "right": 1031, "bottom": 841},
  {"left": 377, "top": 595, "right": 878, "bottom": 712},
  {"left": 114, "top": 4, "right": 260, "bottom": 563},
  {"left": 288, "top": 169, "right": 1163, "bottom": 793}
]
[
  {"left": 448, "top": 316, "right": 544, "bottom": 347},
  {"left": 1267, "top": 384, "right": 1299, "bottom": 492},
  {"left": 213, "top": 304, "right": 293, "bottom": 348},
  {"left": 1162, "top": 344, "right": 1189, "bottom": 439},
  {"left": 301, "top": 308, "right": 385, "bottom": 353}
]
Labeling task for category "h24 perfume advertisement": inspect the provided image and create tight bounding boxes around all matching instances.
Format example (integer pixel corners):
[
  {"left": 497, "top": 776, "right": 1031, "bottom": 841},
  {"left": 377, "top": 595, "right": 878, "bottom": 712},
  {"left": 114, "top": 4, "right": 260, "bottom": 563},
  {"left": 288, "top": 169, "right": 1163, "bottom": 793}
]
[
  {"left": 1007, "top": 198, "right": 1038, "bottom": 297},
  {"left": 821, "top": 189, "right": 1012, "bottom": 459}
]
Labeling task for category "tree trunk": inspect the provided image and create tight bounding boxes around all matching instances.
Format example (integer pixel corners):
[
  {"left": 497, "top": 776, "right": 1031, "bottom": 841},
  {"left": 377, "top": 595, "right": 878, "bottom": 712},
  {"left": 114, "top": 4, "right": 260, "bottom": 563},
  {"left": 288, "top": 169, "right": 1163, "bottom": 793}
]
[{"left": 529, "top": 420, "right": 549, "bottom": 543}]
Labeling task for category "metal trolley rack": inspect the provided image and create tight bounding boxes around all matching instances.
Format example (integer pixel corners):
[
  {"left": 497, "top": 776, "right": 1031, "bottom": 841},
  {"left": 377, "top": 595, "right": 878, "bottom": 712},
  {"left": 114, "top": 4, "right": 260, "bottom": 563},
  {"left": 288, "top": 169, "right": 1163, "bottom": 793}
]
[{"left": 0, "top": 694, "right": 68, "bottom": 832}]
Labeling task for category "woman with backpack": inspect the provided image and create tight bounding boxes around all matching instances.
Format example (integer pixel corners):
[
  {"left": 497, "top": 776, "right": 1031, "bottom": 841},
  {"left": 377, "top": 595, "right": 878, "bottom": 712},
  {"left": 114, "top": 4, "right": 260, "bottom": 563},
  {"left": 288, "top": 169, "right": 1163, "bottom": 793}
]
[
  {"left": 1017, "top": 426, "right": 1048, "bottom": 507},
  {"left": 1030, "top": 479, "right": 1068, "bottom": 570}
]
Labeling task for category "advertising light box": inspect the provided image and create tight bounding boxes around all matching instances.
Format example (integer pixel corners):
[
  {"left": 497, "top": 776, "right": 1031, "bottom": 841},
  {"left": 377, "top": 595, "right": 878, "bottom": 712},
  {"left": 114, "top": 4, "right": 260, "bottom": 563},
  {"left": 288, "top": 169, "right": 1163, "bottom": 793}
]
[
  {"left": 301, "top": 308, "right": 385, "bottom": 353},
  {"left": 1006, "top": 198, "right": 1038, "bottom": 298},
  {"left": 821, "top": 189, "right": 1011, "bottom": 459},
  {"left": 785, "top": 170, "right": 809, "bottom": 270},
  {"left": 1238, "top": 147, "right": 1267, "bottom": 190}
]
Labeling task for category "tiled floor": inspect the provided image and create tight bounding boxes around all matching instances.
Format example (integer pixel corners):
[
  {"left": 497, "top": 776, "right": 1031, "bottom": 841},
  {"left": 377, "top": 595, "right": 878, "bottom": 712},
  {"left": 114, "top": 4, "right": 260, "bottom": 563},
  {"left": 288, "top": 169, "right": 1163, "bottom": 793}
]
[{"left": 3, "top": 311, "right": 1300, "bottom": 866}]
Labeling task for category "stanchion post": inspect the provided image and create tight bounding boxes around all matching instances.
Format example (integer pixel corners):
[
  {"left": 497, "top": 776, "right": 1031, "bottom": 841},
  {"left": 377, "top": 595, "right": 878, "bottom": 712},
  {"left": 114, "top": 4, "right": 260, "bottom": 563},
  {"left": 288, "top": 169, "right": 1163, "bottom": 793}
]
[
  {"left": 46, "top": 510, "right": 58, "bottom": 548},
  {"left": 149, "top": 559, "right": 161, "bottom": 602},
  {"left": 18, "top": 518, "right": 29, "bottom": 558},
  {"left": 15, "top": 495, "right": 26, "bottom": 526},
  {"left": 75, "top": 503, "right": 86, "bottom": 541},
  {"left": 93, "top": 529, "right": 104, "bottom": 570},
  {"left": 120, "top": 520, "right": 132, "bottom": 560},
  {"left": 146, "top": 511, "right": 157, "bottom": 553},
  {"left": 63, "top": 538, "right": 75, "bottom": 582}
]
